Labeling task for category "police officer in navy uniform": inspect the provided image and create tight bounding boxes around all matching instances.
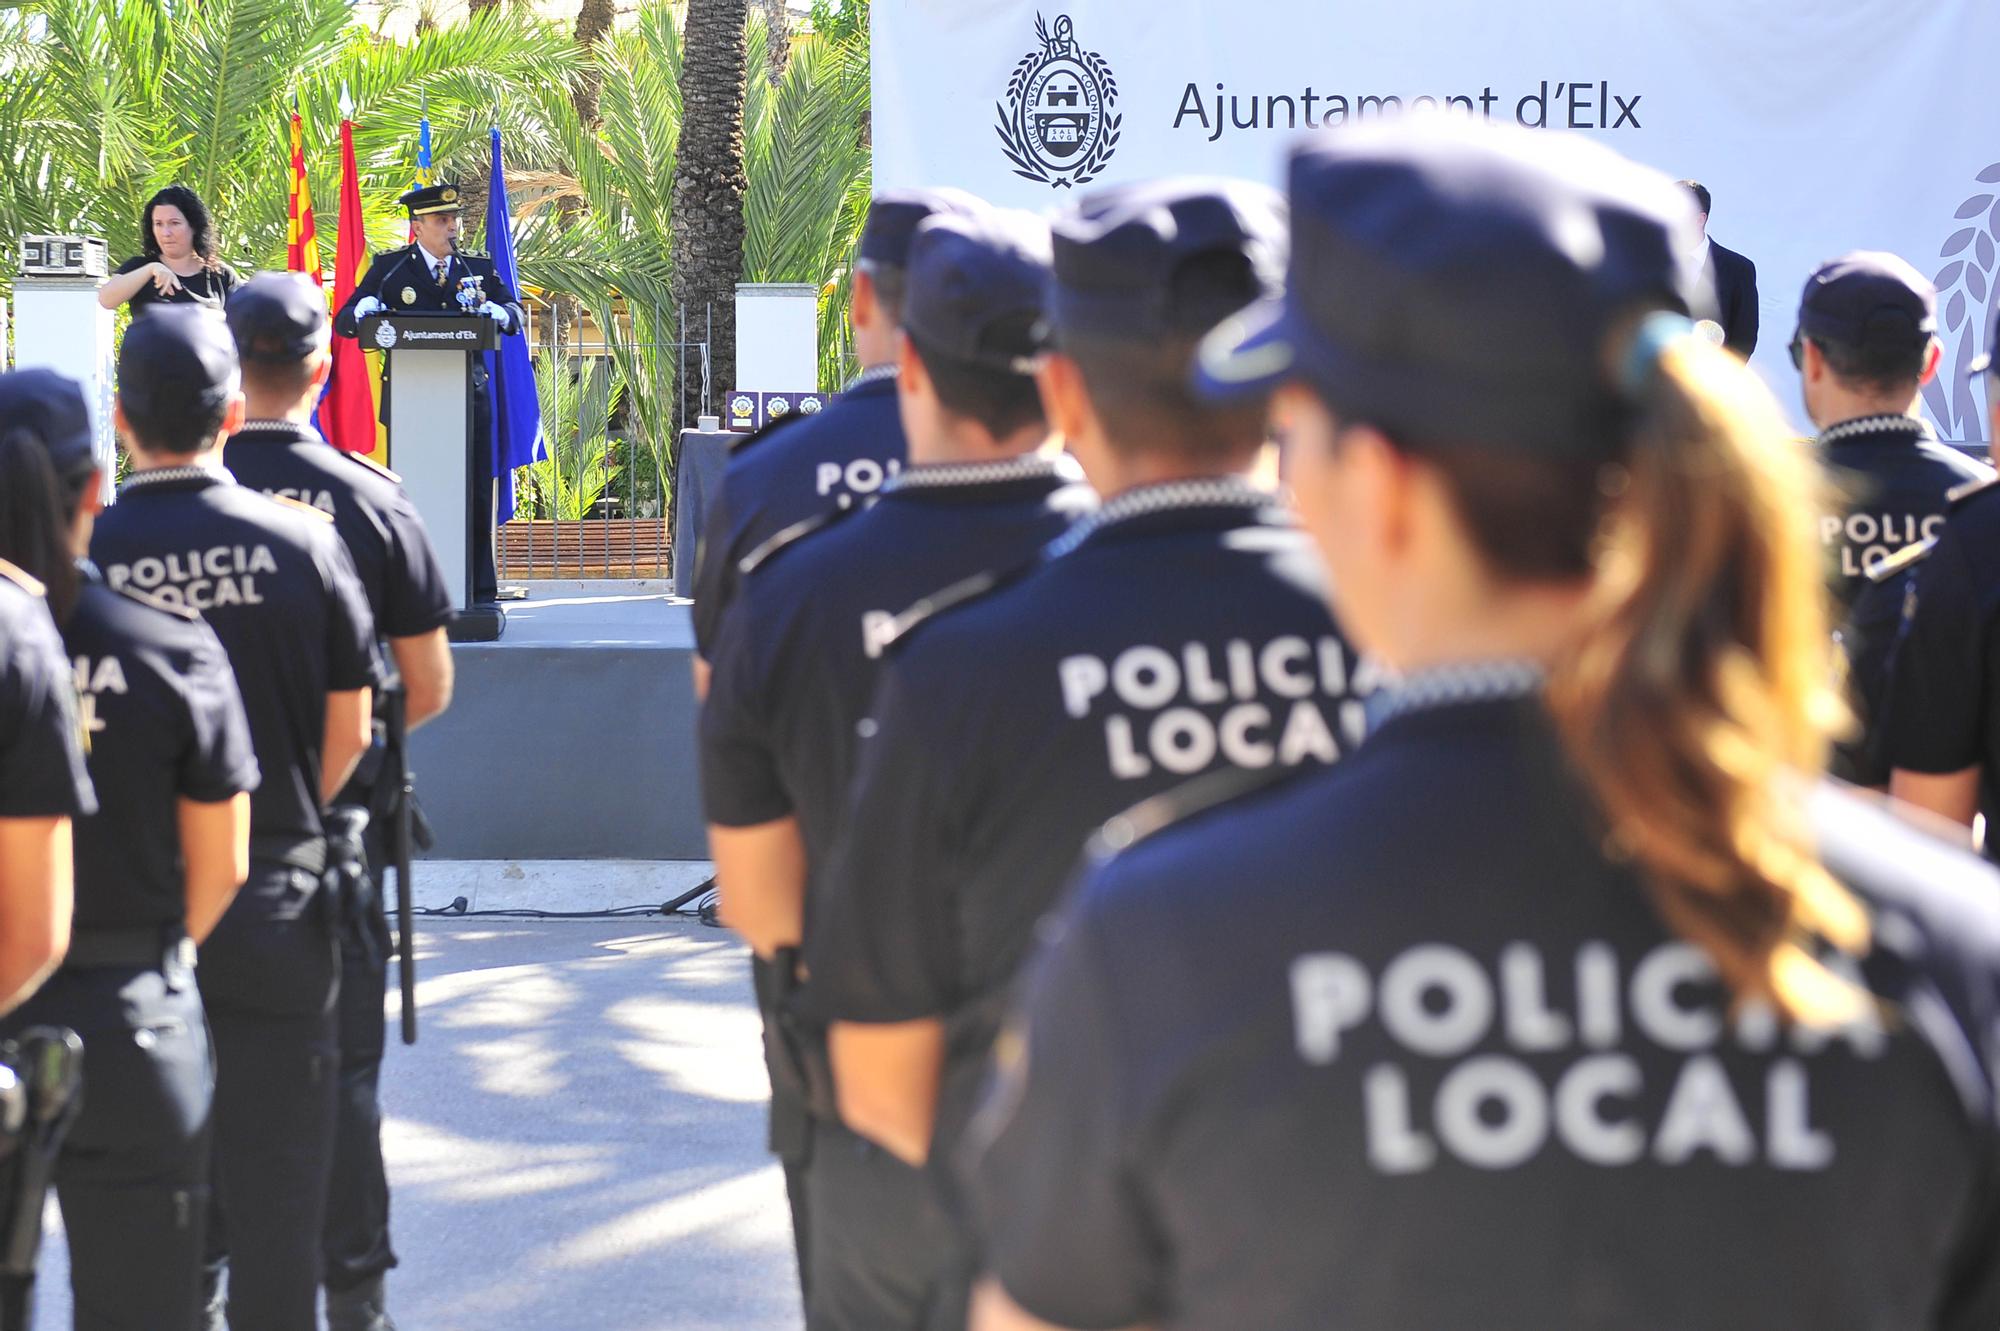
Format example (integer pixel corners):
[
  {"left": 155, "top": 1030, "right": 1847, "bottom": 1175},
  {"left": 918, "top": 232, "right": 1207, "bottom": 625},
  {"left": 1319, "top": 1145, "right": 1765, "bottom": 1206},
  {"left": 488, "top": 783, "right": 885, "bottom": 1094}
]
[
  {"left": 0, "top": 367, "right": 259, "bottom": 1329},
  {"left": 1882, "top": 301, "right": 2000, "bottom": 859},
  {"left": 690, "top": 188, "right": 980, "bottom": 696},
  {"left": 0, "top": 446, "right": 92, "bottom": 1017},
  {"left": 1789, "top": 253, "right": 1989, "bottom": 784},
  {"left": 701, "top": 206, "right": 1092, "bottom": 1329},
  {"left": 1795, "top": 252, "right": 1987, "bottom": 611},
  {"left": 965, "top": 122, "right": 2000, "bottom": 1331},
  {"left": 222, "top": 273, "right": 456, "bottom": 1331},
  {"left": 89, "top": 308, "right": 380, "bottom": 1331},
  {"left": 333, "top": 183, "right": 526, "bottom": 608},
  {"left": 802, "top": 178, "right": 1374, "bottom": 1326}
]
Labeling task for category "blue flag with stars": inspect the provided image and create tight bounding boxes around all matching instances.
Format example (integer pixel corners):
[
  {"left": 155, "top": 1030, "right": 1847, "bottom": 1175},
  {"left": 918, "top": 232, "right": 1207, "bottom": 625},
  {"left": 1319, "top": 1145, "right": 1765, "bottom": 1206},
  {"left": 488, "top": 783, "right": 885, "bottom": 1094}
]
[{"left": 484, "top": 126, "right": 542, "bottom": 524}]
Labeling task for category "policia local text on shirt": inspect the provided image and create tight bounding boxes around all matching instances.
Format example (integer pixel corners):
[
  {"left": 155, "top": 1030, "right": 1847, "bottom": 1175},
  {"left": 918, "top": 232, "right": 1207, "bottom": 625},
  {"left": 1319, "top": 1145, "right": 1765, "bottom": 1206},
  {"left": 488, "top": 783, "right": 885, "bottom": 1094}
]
[
  {"left": 0, "top": 367, "right": 258, "bottom": 1329},
  {"left": 90, "top": 308, "right": 379, "bottom": 1331},
  {"left": 702, "top": 200, "right": 1095, "bottom": 1330},
  {"left": 965, "top": 122, "right": 2000, "bottom": 1331},
  {"left": 789, "top": 178, "right": 1374, "bottom": 1328}
]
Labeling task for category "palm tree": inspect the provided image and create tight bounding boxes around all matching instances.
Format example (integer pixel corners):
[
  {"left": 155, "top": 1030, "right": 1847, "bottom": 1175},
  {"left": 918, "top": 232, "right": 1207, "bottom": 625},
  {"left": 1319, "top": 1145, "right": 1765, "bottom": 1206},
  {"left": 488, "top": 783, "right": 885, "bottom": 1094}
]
[
  {"left": 0, "top": 0, "right": 576, "bottom": 283},
  {"left": 669, "top": 0, "right": 748, "bottom": 429}
]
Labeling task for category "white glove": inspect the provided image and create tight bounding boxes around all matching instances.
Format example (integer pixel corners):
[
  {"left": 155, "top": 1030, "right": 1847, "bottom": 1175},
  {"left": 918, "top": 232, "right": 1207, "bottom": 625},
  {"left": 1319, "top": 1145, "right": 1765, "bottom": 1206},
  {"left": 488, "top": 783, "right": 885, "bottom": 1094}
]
[
  {"left": 353, "top": 296, "right": 385, "bottom": 320},
  {"left": 477, "top": 301, "right": 510, "bottom": 329}
]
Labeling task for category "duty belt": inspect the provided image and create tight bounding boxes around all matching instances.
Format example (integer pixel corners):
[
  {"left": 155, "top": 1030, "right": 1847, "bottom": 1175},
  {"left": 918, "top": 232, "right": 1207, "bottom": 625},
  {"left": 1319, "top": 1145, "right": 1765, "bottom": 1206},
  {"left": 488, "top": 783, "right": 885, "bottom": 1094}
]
[
  {"left": 249, "top": 834, "right": 328, "bottom": 874},
  {"left": 63, "top": 924, "right": 195, "bottom": 973}
]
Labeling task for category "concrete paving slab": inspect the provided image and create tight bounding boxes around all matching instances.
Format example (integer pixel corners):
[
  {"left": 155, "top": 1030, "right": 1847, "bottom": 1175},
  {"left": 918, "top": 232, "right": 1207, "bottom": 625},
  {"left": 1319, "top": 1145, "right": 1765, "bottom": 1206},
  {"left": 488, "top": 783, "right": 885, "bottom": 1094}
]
[{"left": 30, "top": 919, "right": 803, "bottom": 1331}]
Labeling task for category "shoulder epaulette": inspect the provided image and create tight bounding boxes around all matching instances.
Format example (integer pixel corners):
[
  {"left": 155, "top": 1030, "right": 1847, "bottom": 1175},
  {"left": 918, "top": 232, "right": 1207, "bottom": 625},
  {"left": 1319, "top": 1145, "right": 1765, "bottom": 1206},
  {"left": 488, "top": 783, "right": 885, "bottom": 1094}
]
[
  {"left": 1948, "top": 474, "right": 2000, "bottom": 508},
  {"left": 0, "top": 557, "right": 46, "bottom": 598},
  {"left": 1865, "top": 538, "right": 1935, "bottom": 584},
  {"left": 269, "top": 494, "right": 336, "bottom": 523},
  {"left": 729, "top": 411, "right": 808, "bottom": 454},
  {"left": 877, "top": 559, "right": 1039, "bottom": 654},
  {"left": 1086, "top": 762, "right": 1312, "bottom": 864},
  {"left": 109, "top": 583, "right": 199, "bottom": 620},
  {"left": 737, "top": 504, "right": 853, "bottom": 576},
  {"left": 343, "top": 452, "right": 404, "bottom": 485}
]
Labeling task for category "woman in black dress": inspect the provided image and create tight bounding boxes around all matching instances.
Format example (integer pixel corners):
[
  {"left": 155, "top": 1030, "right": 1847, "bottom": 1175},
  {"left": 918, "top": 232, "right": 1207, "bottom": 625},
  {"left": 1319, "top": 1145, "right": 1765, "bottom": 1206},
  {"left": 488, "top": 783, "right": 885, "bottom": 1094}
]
[{"left": 98, "top": 185, "right": 241, "bottom": 315}]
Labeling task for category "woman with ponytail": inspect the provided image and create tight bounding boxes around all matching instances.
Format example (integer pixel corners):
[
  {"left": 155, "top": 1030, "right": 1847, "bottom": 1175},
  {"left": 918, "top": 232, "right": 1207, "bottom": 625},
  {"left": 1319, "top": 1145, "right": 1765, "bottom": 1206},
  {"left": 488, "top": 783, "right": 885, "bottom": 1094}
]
[
  {"left": 964, "top": 123, "right": 2000, "bottom": 1331},
  {"left": 0, "top": 368, "right": 259, "bottom": 1328}
]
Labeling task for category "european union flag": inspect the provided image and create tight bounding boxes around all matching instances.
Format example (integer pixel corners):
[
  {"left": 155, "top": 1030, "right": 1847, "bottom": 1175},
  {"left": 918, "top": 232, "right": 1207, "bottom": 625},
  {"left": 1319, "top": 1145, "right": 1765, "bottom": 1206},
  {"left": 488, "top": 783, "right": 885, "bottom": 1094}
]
[{"left": 484, "top": 126, "right": 542, "bottom": 523}]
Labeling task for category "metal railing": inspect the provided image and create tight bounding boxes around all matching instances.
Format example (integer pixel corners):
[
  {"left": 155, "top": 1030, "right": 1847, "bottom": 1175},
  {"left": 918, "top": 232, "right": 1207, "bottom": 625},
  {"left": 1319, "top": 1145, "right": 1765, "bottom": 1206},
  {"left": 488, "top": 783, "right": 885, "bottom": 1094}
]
[{"left": 498, "top": 301, "right": 711, "bottom": 584}]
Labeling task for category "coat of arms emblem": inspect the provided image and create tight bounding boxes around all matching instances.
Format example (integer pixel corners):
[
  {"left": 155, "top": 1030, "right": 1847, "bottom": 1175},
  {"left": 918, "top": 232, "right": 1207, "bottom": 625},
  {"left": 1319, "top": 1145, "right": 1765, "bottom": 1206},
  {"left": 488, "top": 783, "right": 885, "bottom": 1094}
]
[{"left": 995, "top": 14, "right": 1121, "bottom": 189}]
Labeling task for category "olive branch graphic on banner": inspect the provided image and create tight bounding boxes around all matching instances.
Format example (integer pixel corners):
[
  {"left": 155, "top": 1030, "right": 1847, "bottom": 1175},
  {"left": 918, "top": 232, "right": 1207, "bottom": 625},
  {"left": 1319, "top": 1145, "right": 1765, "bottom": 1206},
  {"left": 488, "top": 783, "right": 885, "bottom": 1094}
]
[{"left": 1921, "top": 162, "right": 2000, "bottom": 445}]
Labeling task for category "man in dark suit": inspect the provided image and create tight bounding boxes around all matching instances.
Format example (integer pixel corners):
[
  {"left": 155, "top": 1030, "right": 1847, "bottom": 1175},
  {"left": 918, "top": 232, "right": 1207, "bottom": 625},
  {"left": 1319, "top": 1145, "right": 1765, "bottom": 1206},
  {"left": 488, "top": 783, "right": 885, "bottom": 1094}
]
[
  {"left": 1679, "top": 179, "right": 1758, "bottom": 358},
  {"left": 333, "top": 183, "right": 526, "bottom": 609}
]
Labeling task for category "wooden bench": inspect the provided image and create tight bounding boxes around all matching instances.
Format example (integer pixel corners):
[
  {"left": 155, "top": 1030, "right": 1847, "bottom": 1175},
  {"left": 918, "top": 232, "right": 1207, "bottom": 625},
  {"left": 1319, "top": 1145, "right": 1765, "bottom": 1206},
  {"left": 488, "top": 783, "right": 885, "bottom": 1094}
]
[{"left": 498, "top": 518, "right": 672, "bottom": 579}]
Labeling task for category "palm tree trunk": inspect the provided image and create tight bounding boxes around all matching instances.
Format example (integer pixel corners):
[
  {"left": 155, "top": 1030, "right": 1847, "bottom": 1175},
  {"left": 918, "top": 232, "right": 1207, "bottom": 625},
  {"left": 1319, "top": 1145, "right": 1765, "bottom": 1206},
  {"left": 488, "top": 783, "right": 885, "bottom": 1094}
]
[
  {"left": 468, "top": 0, "right": 500, "bottom": 14},
  {"left": 671, "top": 0, "right": 749, "bottom": 429},
  {"left": 758, "top": 0, "right": 790, "bottom": 86},
  {"left": 572, "top": 0, "right": 618, "bottom": 127}
]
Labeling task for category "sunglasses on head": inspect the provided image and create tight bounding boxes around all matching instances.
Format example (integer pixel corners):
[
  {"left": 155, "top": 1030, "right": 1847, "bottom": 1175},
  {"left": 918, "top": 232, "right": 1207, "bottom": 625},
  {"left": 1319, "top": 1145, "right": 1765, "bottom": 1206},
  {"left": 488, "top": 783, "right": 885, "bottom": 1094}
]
[{"left": 1788, "top": 329, "right": 1810, "bottom": 371}]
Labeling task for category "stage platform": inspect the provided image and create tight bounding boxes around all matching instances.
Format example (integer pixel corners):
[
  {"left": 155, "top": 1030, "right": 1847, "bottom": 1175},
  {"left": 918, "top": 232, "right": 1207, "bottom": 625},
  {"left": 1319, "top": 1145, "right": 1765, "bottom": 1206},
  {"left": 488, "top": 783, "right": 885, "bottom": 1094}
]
[{"left": 407, "top": 581, "right": 710, "bottom": 864}]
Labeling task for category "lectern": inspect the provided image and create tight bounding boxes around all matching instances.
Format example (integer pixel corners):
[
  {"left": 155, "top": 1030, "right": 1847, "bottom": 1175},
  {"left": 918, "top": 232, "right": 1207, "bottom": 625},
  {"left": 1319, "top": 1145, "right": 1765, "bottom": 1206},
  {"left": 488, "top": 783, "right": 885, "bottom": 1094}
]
[{"left": 359, "top": 313, "right": 504, "bottom": 642}]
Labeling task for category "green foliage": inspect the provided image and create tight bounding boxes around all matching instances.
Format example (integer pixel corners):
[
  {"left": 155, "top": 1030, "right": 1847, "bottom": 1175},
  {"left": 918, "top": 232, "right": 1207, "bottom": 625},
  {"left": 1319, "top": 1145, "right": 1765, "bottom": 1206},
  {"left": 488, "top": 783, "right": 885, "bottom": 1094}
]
[
  {"left": 808, "top": 0, "right": 869, "bottom": 46},
  {"left": 523, "top": 352, "right": 624, "bottom": 522},
  {"left": 0, "top": 0, "right": 576, "bottom": 276},
  {"left": 0, "top": 0, "right": 875, "bottom": 484}
]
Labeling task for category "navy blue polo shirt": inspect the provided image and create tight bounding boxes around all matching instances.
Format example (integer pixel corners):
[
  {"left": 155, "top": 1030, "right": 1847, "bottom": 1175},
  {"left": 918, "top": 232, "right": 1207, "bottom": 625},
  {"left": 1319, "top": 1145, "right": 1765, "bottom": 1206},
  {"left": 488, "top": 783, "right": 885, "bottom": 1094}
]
[
  {"left": 701, "top": 454, "right": 1094, "bottom": 874},
  {"left": 691, "top": 368, "right": 904, "bottom": 656},
  {"left": 90, "top": 466, "right": 378, "bottom": 847},
  {"left": 971, "top": 685, "right": 2000, "bottom": 1330},
  {"left": 63, "top": 567, "right": 259, "bottom": 930},
  {"left": 1882, "top": 479, "right": 2000, "bottom": 858},
  {"left": 0, "top": 570, "right": 94, "bottom": 819},
  {"left": 804, "top": 478, "right": 1381, "bottom": 1170},
  {"left": 1817, "top": 413, "right": 1988, "bottom": 610},
  {"left": 223, "top": 420, "right": 454, "bottom": 639}
]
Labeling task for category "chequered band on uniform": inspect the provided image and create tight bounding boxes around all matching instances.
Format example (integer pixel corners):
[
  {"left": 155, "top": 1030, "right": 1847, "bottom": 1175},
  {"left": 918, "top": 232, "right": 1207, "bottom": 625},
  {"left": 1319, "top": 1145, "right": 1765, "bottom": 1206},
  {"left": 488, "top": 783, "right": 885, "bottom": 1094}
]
[
  {"left": 1815, "top": 413, "right": 1935, "bottom": 448},
  {"left": 119, "top": 464, "right": 234, "bottom": 493},
  {"left": 1045, "top": 477, "right": 1279, "bottom": 559},
  {"left": 886, "top": 452, "right": 1081, "bottom": 492},
  {"left": 845, "top": 363, "right": 899, "bottom": 391},
  {"left": 1366, "top": 659, "right": 1546, "bottom": 730}
]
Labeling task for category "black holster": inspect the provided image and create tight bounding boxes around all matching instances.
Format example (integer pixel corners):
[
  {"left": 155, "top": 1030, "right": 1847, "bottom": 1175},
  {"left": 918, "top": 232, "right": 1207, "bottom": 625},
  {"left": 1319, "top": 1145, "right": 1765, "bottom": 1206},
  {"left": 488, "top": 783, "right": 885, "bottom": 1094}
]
[
  {"left": 754, "top": 950, "right": 838, "bottom": 1158},
  {"left": 323, "top": 806, "right": 381, "bottom": 967},
  {"left": 0, "top": 1027, "right": 84, "bottom": 1290}
]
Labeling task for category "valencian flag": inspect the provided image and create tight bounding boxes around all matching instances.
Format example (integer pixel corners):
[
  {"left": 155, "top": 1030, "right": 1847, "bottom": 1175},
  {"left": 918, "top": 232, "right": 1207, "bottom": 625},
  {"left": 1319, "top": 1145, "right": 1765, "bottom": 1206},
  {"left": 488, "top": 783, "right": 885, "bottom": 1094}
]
[
  {"left": 484, "top": 125, "right": 542, "bottom": 523},
  {"left": 285, "top": 107, "right": 324, "bottom": 287},
  {"left": 317, "top": 105, "right": 387, "bottom": 459}
]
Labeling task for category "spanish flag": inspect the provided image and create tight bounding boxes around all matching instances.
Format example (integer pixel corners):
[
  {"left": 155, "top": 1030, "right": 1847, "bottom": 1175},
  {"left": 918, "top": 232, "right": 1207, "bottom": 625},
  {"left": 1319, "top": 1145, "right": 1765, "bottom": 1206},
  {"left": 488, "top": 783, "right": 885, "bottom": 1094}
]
[
  {"left": 285, "top": 109, "right": 323, "bottom": 286},
  {"left": 318, "top": 112, "right": 387, "bottom": 459}
]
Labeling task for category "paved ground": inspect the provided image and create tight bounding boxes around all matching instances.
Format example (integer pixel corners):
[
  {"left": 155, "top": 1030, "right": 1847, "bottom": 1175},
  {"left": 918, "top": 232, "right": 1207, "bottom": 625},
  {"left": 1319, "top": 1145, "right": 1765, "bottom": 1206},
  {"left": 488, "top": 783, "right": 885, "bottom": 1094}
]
[{"left": 32, "top": 918, "right": 804, "bottom": 1330}]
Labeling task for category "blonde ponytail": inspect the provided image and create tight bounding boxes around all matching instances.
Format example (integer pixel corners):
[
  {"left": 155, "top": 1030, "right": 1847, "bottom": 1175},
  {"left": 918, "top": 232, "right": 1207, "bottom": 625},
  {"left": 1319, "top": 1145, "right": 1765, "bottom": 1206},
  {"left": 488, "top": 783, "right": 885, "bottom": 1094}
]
[{"left": 1546, "top": 333, "right": 1869, "bottom": 1025}]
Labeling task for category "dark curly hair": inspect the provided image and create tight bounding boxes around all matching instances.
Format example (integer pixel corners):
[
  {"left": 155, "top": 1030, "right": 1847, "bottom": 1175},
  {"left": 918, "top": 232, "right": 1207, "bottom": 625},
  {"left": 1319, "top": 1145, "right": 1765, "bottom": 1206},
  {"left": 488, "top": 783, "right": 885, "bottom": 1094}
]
[{"left": 140, "top": 185, "right": 220, "bottom": 266}]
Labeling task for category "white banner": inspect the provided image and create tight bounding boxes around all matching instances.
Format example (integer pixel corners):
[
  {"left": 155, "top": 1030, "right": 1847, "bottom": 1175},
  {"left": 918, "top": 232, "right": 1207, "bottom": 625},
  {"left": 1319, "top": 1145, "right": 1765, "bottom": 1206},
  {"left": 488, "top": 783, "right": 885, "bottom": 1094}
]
[{"left": 873, "top": 1, "right": 2000, "bottom": 441}]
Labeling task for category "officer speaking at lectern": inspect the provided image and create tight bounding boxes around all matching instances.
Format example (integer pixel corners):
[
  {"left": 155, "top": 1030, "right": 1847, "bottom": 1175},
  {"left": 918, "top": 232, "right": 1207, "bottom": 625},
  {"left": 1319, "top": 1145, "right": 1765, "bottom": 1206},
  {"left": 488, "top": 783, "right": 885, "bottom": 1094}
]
[{"left": 333, "top": 183, "right": 525, "bottom": 609}]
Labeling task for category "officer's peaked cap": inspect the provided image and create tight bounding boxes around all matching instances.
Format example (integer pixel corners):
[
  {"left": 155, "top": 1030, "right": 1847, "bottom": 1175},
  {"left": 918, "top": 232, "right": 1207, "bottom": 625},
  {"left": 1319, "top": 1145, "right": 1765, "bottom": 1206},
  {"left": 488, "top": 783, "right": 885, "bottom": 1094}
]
[
  {"left": 227, "top": 272, "right": 329, "bottom": 364},
  {"left": 1196, "top": 119, "right": 1702, "bottom": 456},
  {"left": 0, "top": 368, "right": 95, "bottom": 479},
  {"left": 1047, "top": 177, "right": 1286, "bottom": 344},
  {"left": 118, "top": 307, "right": 240, "bottom": 426},
  {"left": 858, "top": 188, "right": 987, "bottom": 268},
  {"left": 902, "top": 208, "right": 1053, "bottom": 374},
  {"left": 1797, "top": 251, "right": 1936, "bottom": 354},
  {"left": 399, "top": 183, "right": 463, "bottom": 217}
]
